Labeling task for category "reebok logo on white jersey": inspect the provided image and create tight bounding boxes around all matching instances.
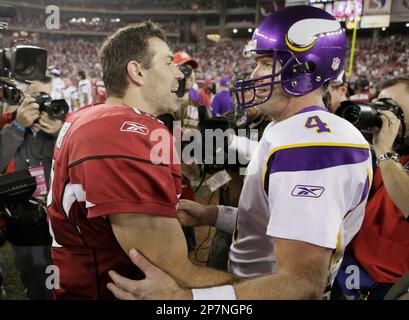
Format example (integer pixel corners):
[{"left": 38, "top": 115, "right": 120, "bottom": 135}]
[
  {"left": 291, "top": 185, "right": 325, "bottom": 198},
  {"left": 120, "top": 121, "right": 149, "bottom": 135}
]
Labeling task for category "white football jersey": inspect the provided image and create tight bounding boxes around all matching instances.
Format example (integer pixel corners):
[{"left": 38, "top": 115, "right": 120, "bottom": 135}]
[
  {"left": 51, "top": 77, "right": 65, "bottom": 100},
  {"left": 228, "top": 106, "right": 372, "bottom": 289},
  {"left": 78, "top": 79, "right": 93, "bottom": 107},
  {"left": 63, "top": 85, "right": 77, "bottom": 113}
]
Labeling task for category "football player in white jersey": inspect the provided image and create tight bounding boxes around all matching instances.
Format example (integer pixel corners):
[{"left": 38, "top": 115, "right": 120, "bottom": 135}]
[
  {"left": 107, "top": 6, "right": 372, "bottom": 300},
  {"left": 76, "top": 70, "right": 94, "bottom": 107},
  {"left": 50, "top": 68, "right": 65, "bottom": 100}
]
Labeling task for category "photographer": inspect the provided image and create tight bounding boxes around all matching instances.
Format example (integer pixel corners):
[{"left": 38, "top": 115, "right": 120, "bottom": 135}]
[
  {"left": 325, "top": 70, "right": 349, "bottom": 113},
  {"left": 0, "top": 77, "right": 62, "bottom": 300},
  {"left": 171, "top": 51, "right": 204, "bottom": 251},
  {"left": 336, "top": 75, "right": 409, "bottom": 300}
]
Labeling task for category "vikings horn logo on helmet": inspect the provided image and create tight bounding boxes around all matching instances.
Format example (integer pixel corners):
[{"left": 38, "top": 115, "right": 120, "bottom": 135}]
[{"left": 285, "top": 19, "right": 342, "bottom": 52}]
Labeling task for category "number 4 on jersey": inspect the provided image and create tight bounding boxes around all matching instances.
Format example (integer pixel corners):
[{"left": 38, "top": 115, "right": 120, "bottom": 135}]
[{"left": 305, "top": 116, "right": 331, "bottom": 133}]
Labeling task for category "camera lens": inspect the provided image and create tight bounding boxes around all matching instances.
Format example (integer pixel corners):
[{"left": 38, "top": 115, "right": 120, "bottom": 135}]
[
  {"left": 50, "top": 104, "right": 65, "bottom": 119},
  {"left": 2, "top": 85, "right": 21, "bottom": 105},
  {"left": 48, "top": 100, "right": 68, "bottom": 120},
  {"left": 341, "top": 105, "right": 361, "bottom": 124},
  {"left": 13, "top": 46, "right": 47, "bottom": 81},
  {"left": 15, "top": 58, "right": 35, "bottom": 76}
]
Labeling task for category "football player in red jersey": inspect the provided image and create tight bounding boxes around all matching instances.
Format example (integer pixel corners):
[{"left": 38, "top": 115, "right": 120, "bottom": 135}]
[
  {"left": 92, "top": 76, "right": 107, "bottom": 104},
  {"left": 47, "top": 21, "right": 234, "bottom": 299}
]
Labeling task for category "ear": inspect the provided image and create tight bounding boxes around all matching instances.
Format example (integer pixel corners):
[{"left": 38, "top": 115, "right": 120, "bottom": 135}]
[{"left": 127, "top": 60, "right": 145, "bottom": 86}]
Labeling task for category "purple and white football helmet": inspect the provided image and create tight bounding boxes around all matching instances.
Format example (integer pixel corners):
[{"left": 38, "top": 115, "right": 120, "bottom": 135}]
[{"left": 234, "top": 5, "right": 346, "bottom": 109}]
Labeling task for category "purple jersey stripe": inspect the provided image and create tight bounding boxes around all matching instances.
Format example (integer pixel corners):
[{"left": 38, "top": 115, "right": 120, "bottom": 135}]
[
  {"left": 264, "top": 146, "right": 369, "bottom": 194},
  {"left": 358, "top": 174, "right": 370, "bottom": 206},
  {"left": 295, "top": 105, "right": 329, "bottom": 115},
  {"left": 343, "top": 174, "right": 370, "bottom": 219}
]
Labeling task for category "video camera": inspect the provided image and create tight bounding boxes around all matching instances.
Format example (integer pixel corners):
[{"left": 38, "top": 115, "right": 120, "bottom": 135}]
[
  {"left": 0, "top": 45, "right": 68, "bottom": 120},
  {"left": 0, "top": 170, "right": 36, "bottom": 207},
  {"left": 0, "top": 170, "right": 51, "bottom": 246},
  {"left": 0, "top": 45, "right": 47, "bottom": 105},
  {"left": 335, "top": 98, "right": 404, "bottom": 129},
  {"left": 198, "top": 107, "right": 263, "bottom": 172},
  {"left": 0, "top": 5, "right": 47, "bottom": 105},
  {"left": 336, "top": 98, "right": 406, "bottom": 149},
  {"left": 32, "top": 91, "right": 69, "bottom": 121}
]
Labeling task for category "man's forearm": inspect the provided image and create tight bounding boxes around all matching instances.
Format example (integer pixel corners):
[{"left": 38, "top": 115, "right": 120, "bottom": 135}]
[
  {"left": 379, "top": 159, "right": 409, "bottom": 217},
  {"left": 232, "top": 271, "right": 324, "bottom": 300},
  {"left": 181, "top": 263, "right": 237, "bottom": 288},
  {"left": 183, "top": 269, "right": 324, "bottom": 300}
]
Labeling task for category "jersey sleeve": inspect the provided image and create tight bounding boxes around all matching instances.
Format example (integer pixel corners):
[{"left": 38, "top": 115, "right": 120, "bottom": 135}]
[
  {"left": 67, "top": 115, "right": 181, "bottom": 219},
  {"left": 264, "top": 144, "right": 371, "bottom": 249}
]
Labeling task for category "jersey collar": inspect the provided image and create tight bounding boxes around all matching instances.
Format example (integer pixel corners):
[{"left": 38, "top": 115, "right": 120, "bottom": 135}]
[{"left": 295, "top": 105, "right": 329, "bottom": 115}]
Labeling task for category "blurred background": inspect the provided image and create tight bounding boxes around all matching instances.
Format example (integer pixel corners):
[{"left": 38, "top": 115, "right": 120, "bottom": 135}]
[
  {"left": 0, "top": 0, "right": 407, "bottom": 90},
  {"left": 0, "top": 0, "right": 408, "bottom": 300}
]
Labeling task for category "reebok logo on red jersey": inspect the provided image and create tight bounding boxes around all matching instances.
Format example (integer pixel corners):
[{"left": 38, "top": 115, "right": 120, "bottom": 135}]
[{"left": 120, "top": 121, "right": 149, "bottom": 135}]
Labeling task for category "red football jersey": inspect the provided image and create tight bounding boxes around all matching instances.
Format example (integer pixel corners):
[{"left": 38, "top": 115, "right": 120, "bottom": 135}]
[
  {"left": 47, "top": 104, "right": 181, "bottom": 299},
  {"left": 93, "top": 79, "right": 107, "bottom": 103},
  {"left": 352, "top": 155, "right": 409, "bottom": 283}
]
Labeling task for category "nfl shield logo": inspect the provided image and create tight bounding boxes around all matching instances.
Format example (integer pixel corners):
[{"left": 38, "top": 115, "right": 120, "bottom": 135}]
[{"left": 331, "top": 57, "right": 341, "bottom": 71}]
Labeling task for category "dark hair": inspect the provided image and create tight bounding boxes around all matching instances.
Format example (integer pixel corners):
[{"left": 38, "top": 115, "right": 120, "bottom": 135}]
[
  {"left": 378, "top": 75, "right": 409, "bottom": 92},
  {"left": 99, "top": 21, "right": 166, "bottom": 98},
  {"left": 78, "top": 70, "right": 86, "bottom": 80}
]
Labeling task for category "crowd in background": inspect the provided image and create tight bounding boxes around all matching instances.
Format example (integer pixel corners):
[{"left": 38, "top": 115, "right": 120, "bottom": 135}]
[
  {"left": 15, "top": 0, "right": 218, "bottom": 10},
  {"left": 1, "top": 33, "right": 407, "bottom": 89},
  {"left": 0, "top": 13, "right": 408, "bottom": 301},
  {"left": 350, "top": 34, "right": 409, "bottom": 84},
  {"left": 7, "top": 14, "right": 179, "bottom": 33}
]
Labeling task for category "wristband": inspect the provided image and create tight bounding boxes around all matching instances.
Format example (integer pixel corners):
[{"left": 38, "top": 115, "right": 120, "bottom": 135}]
[
  {"left": 12, "top": 120, "right": 27, "bottom": 133},
  {"left": 192, "top": 285, "right": 236, "bottom": 300},
  {"left": 215, "top": 205, "right": 237, "bottom": 234}
]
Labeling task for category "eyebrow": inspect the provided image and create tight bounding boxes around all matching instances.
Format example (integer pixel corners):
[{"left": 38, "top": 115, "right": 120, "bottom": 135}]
[{"left": 255, "top": 54, "right": 272, "bottom": 63}]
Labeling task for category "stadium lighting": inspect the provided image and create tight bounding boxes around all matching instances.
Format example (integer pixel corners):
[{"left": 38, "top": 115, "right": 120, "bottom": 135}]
[
  {"left": 233, "top": 28, "right": 238, "bottom": 34},
  {"left": 206, "top": 34, "right": 221, "bottom": 42},
  {"left": 248, "top": 28, "right": 253, "bottom": 33}
]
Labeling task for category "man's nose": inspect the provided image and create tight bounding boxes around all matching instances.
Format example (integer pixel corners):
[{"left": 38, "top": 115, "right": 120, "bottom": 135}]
[{"left": 250, "top": 64, "right": 262, "bottom": 80}]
